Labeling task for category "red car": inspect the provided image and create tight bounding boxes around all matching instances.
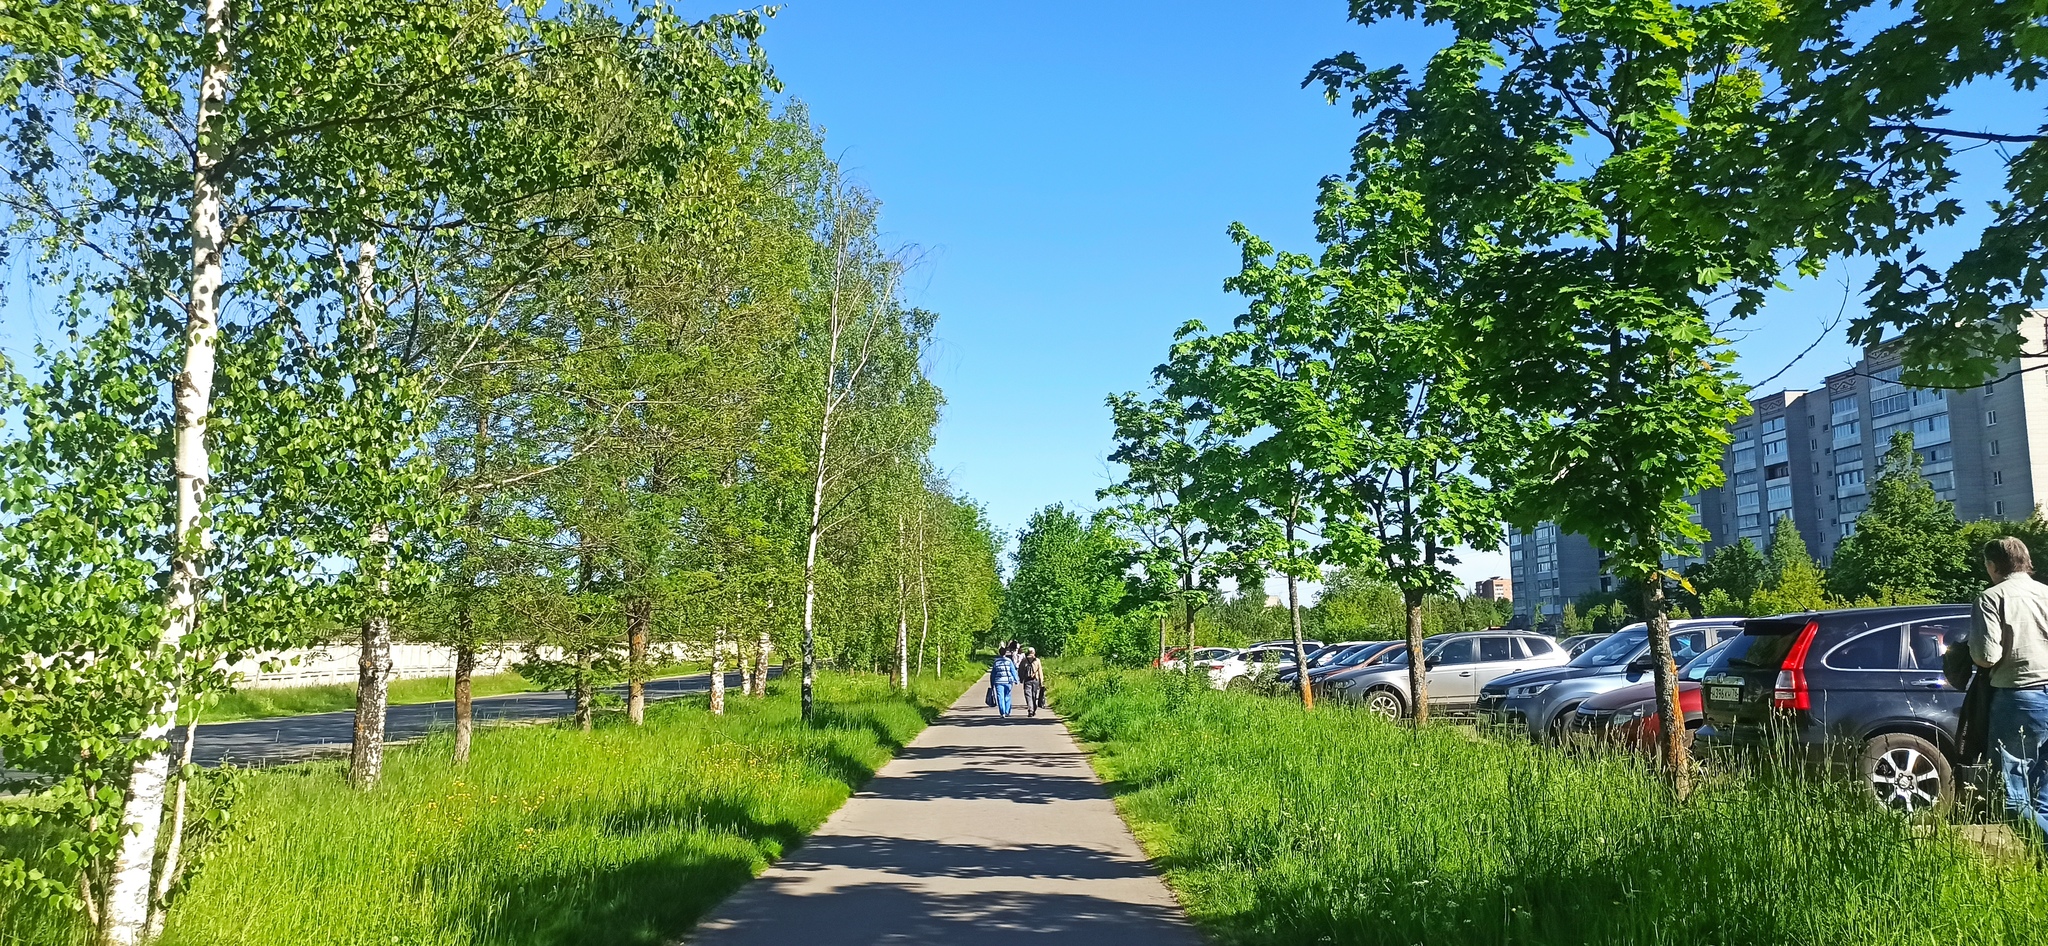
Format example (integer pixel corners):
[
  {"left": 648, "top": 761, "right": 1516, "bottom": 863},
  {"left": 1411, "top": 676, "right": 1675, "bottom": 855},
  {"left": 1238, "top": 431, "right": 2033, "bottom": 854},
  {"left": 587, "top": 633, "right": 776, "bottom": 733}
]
[{"left": 1574, "top": 680, "right": 1704, "bottom": 750}]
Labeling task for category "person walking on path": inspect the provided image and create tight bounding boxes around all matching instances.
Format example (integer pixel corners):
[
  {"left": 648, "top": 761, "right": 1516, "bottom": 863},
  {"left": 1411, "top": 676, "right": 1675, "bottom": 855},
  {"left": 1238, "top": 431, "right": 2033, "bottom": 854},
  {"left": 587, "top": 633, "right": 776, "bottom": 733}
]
[
  {"left": 1971, "top": 536, "right": 2048, "bottom": 841},
  {"left": 989, "top": 650, "right": 1020, "bottom": 718},
  {"left": 1019, "top": 647, "right": 1046, "bottom": 717}
]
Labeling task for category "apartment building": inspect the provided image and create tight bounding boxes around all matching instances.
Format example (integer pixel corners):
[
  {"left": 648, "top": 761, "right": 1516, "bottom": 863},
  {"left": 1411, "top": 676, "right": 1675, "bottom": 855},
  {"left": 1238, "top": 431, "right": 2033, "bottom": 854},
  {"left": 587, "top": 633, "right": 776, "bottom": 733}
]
[
  {"left": 1704, "top": 309, "right": 2048, "bottom": 561},
  {"left": 1473, "top": 576, "right": 1512, "bottom": 602},
  {"left": 1506, "top": 523, "right": 1603, "bottom": 629}
]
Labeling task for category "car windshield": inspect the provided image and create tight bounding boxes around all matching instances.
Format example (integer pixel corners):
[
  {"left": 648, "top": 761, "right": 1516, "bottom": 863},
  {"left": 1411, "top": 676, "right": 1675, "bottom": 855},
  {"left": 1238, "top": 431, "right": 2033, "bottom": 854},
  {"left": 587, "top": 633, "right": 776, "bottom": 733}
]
[
  {"left": 1569, "top": 626, "right": 1648, "bottom": 667},
  {"left": 1682, "top": 638, "right": 1737, "bottom": 680},
  {"left": 1192, "top": 648, "right": 1234, "bottom": 660},
  {"left": 1336, "top": 644, "right": 1385, "bottom": 666},
  {"left": 1379, "top": 639, "right": 1447, "bottom": 667}
]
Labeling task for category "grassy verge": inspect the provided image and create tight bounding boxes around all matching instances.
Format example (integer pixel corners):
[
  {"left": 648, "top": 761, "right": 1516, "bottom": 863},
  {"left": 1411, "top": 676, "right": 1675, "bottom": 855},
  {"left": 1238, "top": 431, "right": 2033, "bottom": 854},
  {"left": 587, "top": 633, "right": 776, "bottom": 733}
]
[
  {"left": 5, "top": 671, "right": 968, "bottom": 946},
  {"left": 1056, "top": 669, "right": 2048, "bottom": 946},
  {"left": 192, "top": 663, "right": 708, "bottom": 724}
]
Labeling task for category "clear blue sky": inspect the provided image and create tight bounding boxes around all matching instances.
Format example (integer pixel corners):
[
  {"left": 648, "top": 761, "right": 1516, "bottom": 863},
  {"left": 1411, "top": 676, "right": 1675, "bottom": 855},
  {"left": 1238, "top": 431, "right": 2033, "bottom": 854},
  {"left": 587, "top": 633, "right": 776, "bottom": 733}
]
[
  {"left": 0, "top": 1, "right": 2026, "bottom": 588},
  {"left": 750, "top": 1, "right": 2019, "bottom": 585}
]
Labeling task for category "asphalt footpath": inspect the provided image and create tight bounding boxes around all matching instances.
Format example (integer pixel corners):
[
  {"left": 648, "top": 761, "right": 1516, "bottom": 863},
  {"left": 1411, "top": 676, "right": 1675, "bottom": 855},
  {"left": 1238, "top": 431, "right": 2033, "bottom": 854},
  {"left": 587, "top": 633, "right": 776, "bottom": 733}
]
[
  {"left": 177, "top": 671, "right": 755, "bottom": 768},
  {"left": 690, "top": 678, "right": 1203, "bottom": 946}
]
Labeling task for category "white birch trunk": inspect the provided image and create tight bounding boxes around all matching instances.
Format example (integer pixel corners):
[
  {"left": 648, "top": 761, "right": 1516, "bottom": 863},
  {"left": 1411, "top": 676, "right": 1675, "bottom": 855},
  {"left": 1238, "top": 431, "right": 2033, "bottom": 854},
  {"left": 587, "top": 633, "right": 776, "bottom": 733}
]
[
  {"left": 103, "top": 1, "right": 230, "bottom": 937},
  {"left": 895, "top": 514, "right": 909, "bottom": 690},
  {"left": 915, "top": 505, "right": 930, "bottom": 677},
  {"left": 145, "top": 717, "right": 200, "bottom": 938},
  {"left": 349, "top": 240, "right": 392, "bottom": 790},
  {"left": 709, "top": 625, "right": 727, "bottom": 716},
  {"left": 751, "top": 626, "right": 770, "bottom": 697}
]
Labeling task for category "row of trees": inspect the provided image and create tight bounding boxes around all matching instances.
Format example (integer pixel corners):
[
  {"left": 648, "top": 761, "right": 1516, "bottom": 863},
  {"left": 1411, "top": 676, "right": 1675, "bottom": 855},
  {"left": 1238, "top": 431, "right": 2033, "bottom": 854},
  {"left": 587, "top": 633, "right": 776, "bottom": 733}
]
[
  {"left": 1102, "top": 0, "right": 2042, "bottom": 794},
  {"left": 0, "top": 3, "right": 999, "bottom": 942},
  {"left": 992, "top": 503, "right": 1511, "bottom": 667}
]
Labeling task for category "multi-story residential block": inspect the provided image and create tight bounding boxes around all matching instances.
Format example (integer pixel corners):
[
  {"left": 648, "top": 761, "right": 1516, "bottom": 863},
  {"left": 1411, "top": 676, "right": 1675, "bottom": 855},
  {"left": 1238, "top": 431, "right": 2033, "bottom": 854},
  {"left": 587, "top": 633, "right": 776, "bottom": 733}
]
[
  {"left": 1507, "top": 522, "right": 1603, "bottom": 629},
  {"left": 1473, "top": 576, "right": 1512, "bottom": 601},
  {"left": 1706, "top": 309, "right": 2048, "bottom": 562}
]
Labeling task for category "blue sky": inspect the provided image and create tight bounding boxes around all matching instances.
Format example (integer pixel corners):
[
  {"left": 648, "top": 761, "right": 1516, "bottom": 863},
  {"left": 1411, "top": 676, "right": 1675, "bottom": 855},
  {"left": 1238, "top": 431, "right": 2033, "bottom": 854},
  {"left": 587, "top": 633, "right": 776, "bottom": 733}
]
[{"left": 0, "top": 1, "right": 2029, "bottom": 589}]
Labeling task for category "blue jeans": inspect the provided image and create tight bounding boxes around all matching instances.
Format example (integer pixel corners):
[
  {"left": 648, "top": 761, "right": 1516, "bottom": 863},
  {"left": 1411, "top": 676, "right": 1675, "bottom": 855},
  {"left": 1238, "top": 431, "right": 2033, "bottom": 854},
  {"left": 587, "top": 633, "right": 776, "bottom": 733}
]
[
  {"left": 1988, "top": 687, "right": 2048, "bottom": 840},
  {"left": 994, "top": 683, "right": 1013, "bottom": 717}
]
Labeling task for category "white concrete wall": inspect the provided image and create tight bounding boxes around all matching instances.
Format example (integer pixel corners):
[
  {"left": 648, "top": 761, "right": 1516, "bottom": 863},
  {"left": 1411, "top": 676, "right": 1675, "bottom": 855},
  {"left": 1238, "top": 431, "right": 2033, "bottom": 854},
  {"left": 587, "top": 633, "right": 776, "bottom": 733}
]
[{"left": 225, "top": 643, "right": 699, "bottom": 689}]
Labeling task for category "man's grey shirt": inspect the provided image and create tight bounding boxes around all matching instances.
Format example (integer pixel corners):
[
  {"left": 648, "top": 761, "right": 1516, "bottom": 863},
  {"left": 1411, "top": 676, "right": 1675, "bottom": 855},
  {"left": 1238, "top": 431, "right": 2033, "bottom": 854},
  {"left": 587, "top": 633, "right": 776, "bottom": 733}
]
[{"left": 1972, "top": 571, "right": 2048, "bottom": 689}]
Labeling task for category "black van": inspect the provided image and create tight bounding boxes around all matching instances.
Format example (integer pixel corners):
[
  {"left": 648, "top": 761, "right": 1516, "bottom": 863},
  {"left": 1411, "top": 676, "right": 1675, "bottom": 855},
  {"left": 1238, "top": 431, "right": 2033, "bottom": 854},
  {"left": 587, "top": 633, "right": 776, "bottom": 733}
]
[{"left": 1694, "top": 605, "right": 1974, "bottom": 815}]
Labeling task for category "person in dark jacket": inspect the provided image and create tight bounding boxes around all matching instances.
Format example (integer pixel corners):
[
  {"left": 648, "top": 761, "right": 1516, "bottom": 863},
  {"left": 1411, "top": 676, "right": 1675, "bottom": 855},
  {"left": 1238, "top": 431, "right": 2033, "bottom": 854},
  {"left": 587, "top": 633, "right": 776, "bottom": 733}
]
[{"left": 1018, "top": 648, "right": 1046, "bottom": 717}]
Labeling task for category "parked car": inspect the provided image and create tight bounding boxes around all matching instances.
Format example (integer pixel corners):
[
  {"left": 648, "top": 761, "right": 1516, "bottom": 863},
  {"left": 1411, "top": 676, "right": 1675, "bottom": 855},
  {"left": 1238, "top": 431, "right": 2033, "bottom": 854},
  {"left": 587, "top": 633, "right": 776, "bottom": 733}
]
[
  {"left": 1478, "top": 619, "right": 1745, "bottom": 740},
  {"left": 1284, "top": 641, "right": 1402, "bottom": 687},
  {"left": 1572, "top": 638, "right": 1739, "bottom": 750},
  {"left": 1153, "top": 646, "right": 1186, "bottom": 669},
  {"left": 1561, "top": 633, "right": 1611, "bottom": 658},
  {"left": 1161, "top": 646, "right": 1234, "bottom": 673},
  {"left": 1211, "top": 645, "right": 1302, "bottom": 689},
  {"left": 1249, "top": 638, "right": 1325, "bottom": 654},
  {"left": 1324, "top": 631, "right": 1572, "bottom": 718},
  {"left": 1277, "top": 641, "right": 1371, "bottom": 685},
  {"left": 1695, "top": 605, "right": 1973, "bottom": 816}
]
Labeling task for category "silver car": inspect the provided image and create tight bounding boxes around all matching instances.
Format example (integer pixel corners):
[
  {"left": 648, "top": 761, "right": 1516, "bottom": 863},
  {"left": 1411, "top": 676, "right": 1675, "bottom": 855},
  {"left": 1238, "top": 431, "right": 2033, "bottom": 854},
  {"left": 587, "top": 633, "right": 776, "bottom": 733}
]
[
  {"left": 1325, "top": 631, "right": 1572, "bottom": 719},
  {"left": 1480, "top": 619, "right": 1744, "bottom": 740}
]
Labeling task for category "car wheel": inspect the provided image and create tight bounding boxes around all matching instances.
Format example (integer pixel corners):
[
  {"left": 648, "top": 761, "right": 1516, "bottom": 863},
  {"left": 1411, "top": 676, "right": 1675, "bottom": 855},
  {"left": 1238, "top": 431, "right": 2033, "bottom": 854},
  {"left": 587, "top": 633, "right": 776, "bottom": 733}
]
[
  {"left": 1364, "top": 688, "right": 1406, "bottom": 720},
  {"left": 1860, "top": 733, "right": 1953, "bottom": 818},
  {"left": 1544, "top": 703, "right": 1583, "bottom": 743}
]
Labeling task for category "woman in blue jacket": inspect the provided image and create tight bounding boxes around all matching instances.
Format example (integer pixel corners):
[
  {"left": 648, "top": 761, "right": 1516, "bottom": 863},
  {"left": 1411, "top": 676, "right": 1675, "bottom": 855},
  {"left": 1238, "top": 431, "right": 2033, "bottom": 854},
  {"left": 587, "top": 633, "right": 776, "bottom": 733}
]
[{"left": 989, "top": 651, "right": 1020, "bottom": 718}]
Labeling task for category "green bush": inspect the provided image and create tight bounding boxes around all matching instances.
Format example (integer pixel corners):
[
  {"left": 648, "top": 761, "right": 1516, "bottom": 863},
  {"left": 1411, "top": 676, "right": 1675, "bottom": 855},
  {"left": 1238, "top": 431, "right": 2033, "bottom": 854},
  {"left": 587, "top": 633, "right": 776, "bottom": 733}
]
[{"left": 1058, "top": 669, "right": 2048, "bottom": 946}]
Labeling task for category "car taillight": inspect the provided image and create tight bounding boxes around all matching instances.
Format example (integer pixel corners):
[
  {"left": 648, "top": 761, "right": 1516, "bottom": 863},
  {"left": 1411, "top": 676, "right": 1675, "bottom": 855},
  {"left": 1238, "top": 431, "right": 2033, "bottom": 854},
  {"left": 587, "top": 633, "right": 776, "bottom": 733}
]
[{"left": 1772, "top": 620, "right": 1819, "bottom": 710}]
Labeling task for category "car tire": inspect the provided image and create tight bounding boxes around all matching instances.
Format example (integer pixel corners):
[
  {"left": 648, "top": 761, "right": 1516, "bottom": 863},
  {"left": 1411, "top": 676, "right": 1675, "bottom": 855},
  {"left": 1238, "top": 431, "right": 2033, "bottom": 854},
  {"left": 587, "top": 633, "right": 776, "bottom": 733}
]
[
  {"left": 1860, "top": 732, "right": 1953, "bottom": 819},
  {"left": 1544, "top": 703, "right": 1582, "bottom": 744},
  {"left": 1364, "top": 687, "right": 1406, "bottom": 720}
]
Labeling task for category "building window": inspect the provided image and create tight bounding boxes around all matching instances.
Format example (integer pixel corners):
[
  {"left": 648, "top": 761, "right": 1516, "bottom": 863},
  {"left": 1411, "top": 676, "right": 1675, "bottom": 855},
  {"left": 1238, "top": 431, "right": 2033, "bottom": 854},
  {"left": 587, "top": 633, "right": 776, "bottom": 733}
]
[
  {"left": 1997, "top": 500, "right": 2007, "bottom": 517},
  {"left": 1735, "top": 470, "right": 1759, "bottom": 487},
  {"left": 1926, "top": 471, "right": 1955, "bottom": 492},
  {"left": 1872, "top": 393, "right": 1909, "bottom": 416},
  {"left": 1832, "top": 395, "right": 1859, "bottom": 417},
  {"left": 1738, "top": 513, "right": 1762, "bottom": 529},
  {"left": 1912, "top": 389, "right": 1945, "bottom": 406},
  {"left": 1922, "top": 413, "right": 1949, "bottom": 435},
  {"left": 1987, "top": 409, "right": 1998, "bottom": 426},
  {"left": 1993, "top": 469, "right": 2004, "bottom": 486},
  {"left": 1834, "top": 419, "right": 1861, "bottom": 439},
  {"left": 1992, "top": 440, "right": 2001, "bottom": 457},
  {"left": 1736, "top": 487, "right": 1761, "bottom": 512},
  {"left": 1767, "top": 484, "right": 1793, "bottom": 509},
  {"left": 1733, "top": 446, "right": 1756, "bottom": 468},
  {"left": 1734, "top": 426, "right": 1753, "bottom": 442},
  {"left": 1872, "top": 366, "right": 1904, "bottom": 384},
  {"left": 1762, "top": 417, "right": 1786, "bottom": 434},
  {"left": 1763, "top": 438, "right": 1787, "bottom": 457},
  {"left": 1834, "top": 445, "right": 1862, "bottom": 465},
  {"left": 1766, "top": 462, "right": 1791, "bottom": 480},
  {"left": 1919, "top": 445, "right": 1950, "bottom": 464},
  {"left": 1984, "top": 381, "right": 1996, "bottom": 398},
  {"left": 1837, "top": 469, "right": 1865, "bottom": 488}
]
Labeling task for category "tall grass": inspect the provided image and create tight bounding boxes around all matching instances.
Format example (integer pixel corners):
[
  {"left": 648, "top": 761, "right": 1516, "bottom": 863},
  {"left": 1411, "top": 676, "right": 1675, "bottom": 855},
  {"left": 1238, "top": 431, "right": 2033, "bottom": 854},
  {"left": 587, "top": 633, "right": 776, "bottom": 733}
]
[
  {"left": 1057, "top": 670, "right": 2048, "bottom": 946},
  {"left": 3, "top": 672, "right": 964, "bottom": 946}
]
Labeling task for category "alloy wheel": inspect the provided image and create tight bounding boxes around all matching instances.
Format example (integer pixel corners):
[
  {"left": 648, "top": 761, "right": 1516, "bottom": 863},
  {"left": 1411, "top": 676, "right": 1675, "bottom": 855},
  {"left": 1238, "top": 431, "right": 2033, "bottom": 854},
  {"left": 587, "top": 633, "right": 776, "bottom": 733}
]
[
  {"left": 1868, "top": 745, "right": 1942, "bottom": 812},
  {"left": 1365, "top": 690, "right": 1403, "bottom": 720}
]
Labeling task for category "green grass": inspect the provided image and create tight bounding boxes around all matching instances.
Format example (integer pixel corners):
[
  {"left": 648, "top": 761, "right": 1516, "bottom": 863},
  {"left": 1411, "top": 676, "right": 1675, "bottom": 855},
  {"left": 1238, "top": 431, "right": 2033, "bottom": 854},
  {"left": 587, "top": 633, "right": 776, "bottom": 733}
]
[
  {"left": 4, "top": 672, "right": 966, "bottom": 946},
  {"left": 192, "top": 664, "right": 707, "bottom": 724},
  {"left": 1055, "top": 669, "right": 2048, "bottom": 946}
]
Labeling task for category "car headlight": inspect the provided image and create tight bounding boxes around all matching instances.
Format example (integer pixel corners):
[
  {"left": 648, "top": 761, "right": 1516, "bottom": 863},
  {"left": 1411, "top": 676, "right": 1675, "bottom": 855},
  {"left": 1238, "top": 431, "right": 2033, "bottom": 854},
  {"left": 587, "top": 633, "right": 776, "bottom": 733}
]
[
  {"left": 1509, "top": 682, "right": 1554, "bottom": 699},
  {"left": 1623, "top": 704, "right": 1653, "bottom": 720},
  {"left": 1330, "top": 678, "right": 1355, "bottom": 691}
]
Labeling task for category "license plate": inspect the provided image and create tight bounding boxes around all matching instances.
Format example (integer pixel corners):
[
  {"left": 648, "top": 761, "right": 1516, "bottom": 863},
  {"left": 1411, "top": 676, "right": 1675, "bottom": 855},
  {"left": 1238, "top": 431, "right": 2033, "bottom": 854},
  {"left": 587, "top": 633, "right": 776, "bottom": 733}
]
[{"left": 1709, "top": 686, "right": 1741, "bottom": 703}]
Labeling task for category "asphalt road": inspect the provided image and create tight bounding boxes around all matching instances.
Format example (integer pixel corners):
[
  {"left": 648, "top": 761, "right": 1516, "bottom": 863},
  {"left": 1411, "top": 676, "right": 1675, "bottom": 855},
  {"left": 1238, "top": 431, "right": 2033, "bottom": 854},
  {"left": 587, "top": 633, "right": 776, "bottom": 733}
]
[{"left": 177, "top": 670, "right": 763, "bottom": 768}]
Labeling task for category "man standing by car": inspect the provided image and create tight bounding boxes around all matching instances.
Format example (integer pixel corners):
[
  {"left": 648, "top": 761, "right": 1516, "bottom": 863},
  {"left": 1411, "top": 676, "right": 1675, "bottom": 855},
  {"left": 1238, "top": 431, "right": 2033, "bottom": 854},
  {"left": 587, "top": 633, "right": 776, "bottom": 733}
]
[{"left": 1971, "top": 537, "right": 2048, "bottom": 840}]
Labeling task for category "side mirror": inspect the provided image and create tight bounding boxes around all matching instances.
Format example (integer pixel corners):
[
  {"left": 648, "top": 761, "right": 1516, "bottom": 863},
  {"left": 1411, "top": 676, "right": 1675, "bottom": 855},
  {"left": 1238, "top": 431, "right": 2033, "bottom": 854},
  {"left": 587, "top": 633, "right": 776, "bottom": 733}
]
[
  {"left": 1627, "top": 654, "right": 1655, "bottom": 674},
  {"left": 1424, "top": 658, "right": 1440, "bottom": 670}
]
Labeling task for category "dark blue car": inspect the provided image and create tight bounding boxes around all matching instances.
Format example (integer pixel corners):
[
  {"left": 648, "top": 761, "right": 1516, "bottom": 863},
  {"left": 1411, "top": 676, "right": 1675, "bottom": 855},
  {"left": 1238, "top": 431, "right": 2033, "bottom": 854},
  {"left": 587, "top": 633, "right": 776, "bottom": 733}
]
[{"left": 1695, "top": 605, "right": 1973, "bottom": 816}]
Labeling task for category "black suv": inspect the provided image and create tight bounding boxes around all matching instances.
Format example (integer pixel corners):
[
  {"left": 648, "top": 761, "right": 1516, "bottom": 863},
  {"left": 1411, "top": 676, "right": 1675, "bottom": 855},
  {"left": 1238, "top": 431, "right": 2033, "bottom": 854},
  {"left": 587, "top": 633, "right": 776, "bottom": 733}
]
[{"left": 1695, "top": 605, "right": 1974, "bottom": 815}]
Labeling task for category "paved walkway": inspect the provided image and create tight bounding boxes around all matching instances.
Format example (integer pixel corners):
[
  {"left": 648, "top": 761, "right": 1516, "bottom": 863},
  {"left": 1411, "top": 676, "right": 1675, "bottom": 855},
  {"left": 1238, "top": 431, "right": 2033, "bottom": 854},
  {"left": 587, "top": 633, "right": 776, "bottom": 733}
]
[{"left": 691, "top": 679, "right": 1202, "bottom": 945}]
